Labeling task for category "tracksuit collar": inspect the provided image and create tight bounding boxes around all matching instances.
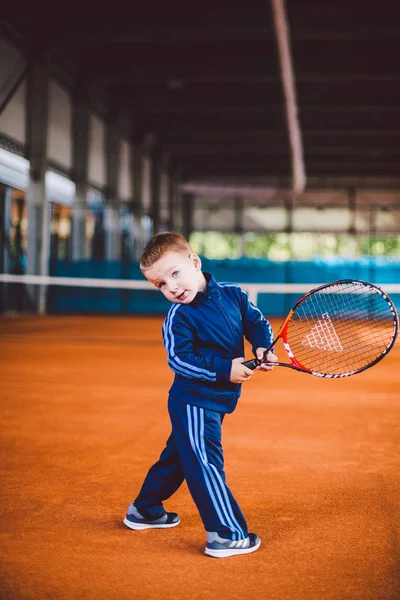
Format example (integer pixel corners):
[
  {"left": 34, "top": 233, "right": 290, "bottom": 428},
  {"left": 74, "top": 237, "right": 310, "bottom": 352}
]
[{"left": 192, "top": 272, "right": 220, "bottom": 303}]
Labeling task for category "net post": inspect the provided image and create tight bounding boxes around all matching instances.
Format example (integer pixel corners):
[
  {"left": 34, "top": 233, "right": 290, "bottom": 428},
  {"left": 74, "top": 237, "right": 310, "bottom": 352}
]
[
  {"left": 243, "top": 285, "right": 258, "bottom": 306},
  {"left": 38, "top": 282, "right": 47, "bottom": 315}
]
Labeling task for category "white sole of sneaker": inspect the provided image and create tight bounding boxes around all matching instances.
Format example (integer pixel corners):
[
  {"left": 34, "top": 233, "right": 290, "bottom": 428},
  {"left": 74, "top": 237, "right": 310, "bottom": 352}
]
[
  {"left": 123, "top": 517, "right": 180, "bottom": 530},
  {"left": 205, "top": 538, "right": 261, "bottom": 558}
]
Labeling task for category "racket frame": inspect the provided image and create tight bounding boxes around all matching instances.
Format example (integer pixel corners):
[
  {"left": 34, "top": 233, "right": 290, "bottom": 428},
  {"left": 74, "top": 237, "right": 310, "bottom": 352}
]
[{"left": 243, "top": 279, "right": 399, "bottom": 378}]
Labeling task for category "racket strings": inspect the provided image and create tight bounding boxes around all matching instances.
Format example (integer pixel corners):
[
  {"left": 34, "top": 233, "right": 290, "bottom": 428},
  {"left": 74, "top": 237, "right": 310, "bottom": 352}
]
[
  {"left": 303, "top": 292, "right": 393, "bottom": 373},
  {"left": 286, "top": 282, "right": 397, "bottom": 376}
]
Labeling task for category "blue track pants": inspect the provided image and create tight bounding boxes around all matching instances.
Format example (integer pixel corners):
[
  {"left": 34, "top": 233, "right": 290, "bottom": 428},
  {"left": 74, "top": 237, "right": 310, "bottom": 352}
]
[{"left": 134, "top": 396, "right": 248, "bottom": 540}]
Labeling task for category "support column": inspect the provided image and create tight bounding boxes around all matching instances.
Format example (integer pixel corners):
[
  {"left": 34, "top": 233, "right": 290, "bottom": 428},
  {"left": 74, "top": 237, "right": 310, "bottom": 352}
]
[
  {"left": 71, "top": 89, "right": 89, "bottom": 259},
  {"left": 285, "top": 196, "right": 293, "bottom": 236},
  {"left": 165, "top": 160, "right": 181, "bottom": 233},
  {"left": 368, "top": 206, "right": 377, "bottom": 282},
  {"left": 139, "top": 134, "right": 156, "bottom": 246},
  {"left": 173, "top": 167, "right": 183, "bottom": 233},
  {"left": 234, "top": 196, "right": 244, "bottom": 257},
  {"left": 104, "top": 122, "right": 121, "bottom": 261},
  {"left": 150, "top": 150, "right": 161, "bottom": 235},
  {"left": 182, "top": 192, "right": 194, "bottom": 241},
  {"left": 131, "top": 145, "right": 143, "bottom": 260},
  {"left": 158, "top": 152, "right": 170, "bottom": 232},
  {"left": 0, "top": 185, "right": 13, "bottom": 275},
  {"left": 104, "top": 205, "right": 121, "bottom": 260},
  {"left": 347, "top": 186, "right": 358, "bottom": 257},
  {"left": 25, "top": 57, "right": 49, "bottom": 313},
  {"left": 284, "top": 196, "right": 294, "bottom": 312},
  {"left": 168, "top": 168, "right": 178, "bottom": 231},
  {"left": 0, "top": 185, "right": 12, "bottom": 313}
]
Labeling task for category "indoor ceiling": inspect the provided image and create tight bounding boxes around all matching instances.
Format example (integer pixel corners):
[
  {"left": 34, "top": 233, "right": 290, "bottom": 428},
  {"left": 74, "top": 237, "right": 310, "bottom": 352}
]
[{"left": 3, "top": 0, "right": 400, "bottom": 187}]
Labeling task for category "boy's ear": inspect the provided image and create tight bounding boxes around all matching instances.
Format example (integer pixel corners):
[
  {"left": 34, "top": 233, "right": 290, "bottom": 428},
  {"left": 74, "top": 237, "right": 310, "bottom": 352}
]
[{"left": 190, "top": 253, "right": 202, "bottom": 271}]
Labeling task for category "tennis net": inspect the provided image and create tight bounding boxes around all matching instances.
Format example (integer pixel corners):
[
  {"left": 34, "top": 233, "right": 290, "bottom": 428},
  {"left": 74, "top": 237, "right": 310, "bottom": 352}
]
[{"left": 1, "top": 273, "right": 399, "bottom": 316}]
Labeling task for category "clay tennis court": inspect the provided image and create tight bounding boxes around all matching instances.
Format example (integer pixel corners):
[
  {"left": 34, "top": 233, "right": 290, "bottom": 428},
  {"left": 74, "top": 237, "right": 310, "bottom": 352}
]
[{"left": 1, "top": 315, "right": 399, "bottom": 600}]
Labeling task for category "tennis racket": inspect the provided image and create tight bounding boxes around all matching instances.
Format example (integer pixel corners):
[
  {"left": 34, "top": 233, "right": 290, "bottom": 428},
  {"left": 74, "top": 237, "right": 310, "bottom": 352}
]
[{"left": 243, "top": 279, "right": 399, "bottom": 378}]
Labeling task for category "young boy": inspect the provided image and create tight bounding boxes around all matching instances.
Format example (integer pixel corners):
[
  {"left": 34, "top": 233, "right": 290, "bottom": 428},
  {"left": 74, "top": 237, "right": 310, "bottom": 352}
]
[{"left": 123, "top": 232, "right": 277, "bottom": 558}]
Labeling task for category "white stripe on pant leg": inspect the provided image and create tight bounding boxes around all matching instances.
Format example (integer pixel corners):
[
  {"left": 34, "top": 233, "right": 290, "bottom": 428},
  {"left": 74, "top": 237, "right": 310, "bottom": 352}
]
[
  {"left": 194, "top": 407, "right": 244, "bottom": 539},
  {"left": 198, "top": 408, "right": 246, "bottom": 539},
  {"left": 208, "top": 463, "right": 245, "bottom": 539},
  {"left": 191, "top": 406, "right": 239, "bottom": 538},
  {"left": 193, "top": 407, "right": 241, "bottom": 540},
  {"left": 186, "top": 405, "right": 228, "bottom": 530}
]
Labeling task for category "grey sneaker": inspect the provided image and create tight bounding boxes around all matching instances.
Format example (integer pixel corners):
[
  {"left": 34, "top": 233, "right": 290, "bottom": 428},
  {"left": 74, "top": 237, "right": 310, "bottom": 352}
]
[
  {"left": 123, "top": 502, "right": 180, "bottom": 530},
  {"left": 205, "top": 532, "right": 261, "bottom": 558}
]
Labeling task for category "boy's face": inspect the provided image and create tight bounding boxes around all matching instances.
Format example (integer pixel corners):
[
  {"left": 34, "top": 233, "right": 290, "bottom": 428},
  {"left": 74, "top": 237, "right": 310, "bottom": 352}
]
[{"left": 143, "top": 251, "right": 207, "bottom": 304}]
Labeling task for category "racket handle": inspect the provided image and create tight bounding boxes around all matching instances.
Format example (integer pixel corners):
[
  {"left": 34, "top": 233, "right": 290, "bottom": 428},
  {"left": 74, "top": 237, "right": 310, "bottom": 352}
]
[{"left": 242, "top": 359, "right": 259, "bottom": 370}]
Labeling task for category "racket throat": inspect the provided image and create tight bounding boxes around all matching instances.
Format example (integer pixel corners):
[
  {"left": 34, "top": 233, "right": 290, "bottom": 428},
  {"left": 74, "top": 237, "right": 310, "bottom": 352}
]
[{"left": 282, "top": 340, "right": 308, "bottom": 371}]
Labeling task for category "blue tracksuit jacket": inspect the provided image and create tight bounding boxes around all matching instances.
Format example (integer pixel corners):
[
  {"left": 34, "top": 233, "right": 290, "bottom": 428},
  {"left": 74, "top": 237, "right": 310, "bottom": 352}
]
[{"left": 162, "top": 273, "right": 274, "bottom": 414}]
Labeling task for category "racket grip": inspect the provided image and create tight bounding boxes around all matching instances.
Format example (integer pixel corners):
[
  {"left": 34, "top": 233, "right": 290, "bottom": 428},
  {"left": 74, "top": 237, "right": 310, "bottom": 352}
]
[{"left": 242, "top": 359, "right": 259, "bottom": 370}]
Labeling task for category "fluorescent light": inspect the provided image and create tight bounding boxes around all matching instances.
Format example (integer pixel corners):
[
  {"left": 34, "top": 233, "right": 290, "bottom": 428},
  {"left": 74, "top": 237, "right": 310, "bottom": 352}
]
[
  {"left": 0, "top": 147, "right": 29, "bottom": 190},
  {"left": 45, "top": 171, "right": 76, "bottom": 205}
]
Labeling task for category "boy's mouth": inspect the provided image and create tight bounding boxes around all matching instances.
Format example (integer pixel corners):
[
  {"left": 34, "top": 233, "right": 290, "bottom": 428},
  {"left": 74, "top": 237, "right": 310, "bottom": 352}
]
[{"left": 177, "top": 291, "right": 187, "bottom": 301}]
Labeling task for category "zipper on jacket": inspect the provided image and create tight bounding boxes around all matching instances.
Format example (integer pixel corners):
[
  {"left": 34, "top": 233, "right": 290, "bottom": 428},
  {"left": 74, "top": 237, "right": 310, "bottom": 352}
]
[{"left": 210, "top": 297, "right": 239, "bottom": 348}]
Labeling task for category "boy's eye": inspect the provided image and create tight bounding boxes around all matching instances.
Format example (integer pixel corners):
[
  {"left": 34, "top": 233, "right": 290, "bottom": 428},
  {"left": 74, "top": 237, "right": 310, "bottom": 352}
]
[
  {"left": 172, "top": 271, "right": 179, "bottom": 277},
  {"left": 159, "top": 282, "right": 165, "bottom": 289}
]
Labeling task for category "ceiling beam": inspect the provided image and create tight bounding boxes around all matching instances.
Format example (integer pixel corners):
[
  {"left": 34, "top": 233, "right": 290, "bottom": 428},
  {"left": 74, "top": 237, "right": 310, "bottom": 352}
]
[
  {"left": 168, "top": 146, "right": 400, "bottom": 156},
  {"left": 184, "top": 163, "right": 400, "bottom": 179},
  {"left": 127, "top": 104, "right": 400, "bottom": 115},
  {"left": 181, "top": 156, "right": 400, "bottom": 166},
  {"left": 159, "top": 128, "right": 400, "bottom": 139},
  {"left": 178, "top": 154, "right": 400, "bottom": 164},
  {"left": 181, "top": 176, "right": 400, "bottom": 193},
  {"left": 48, "top": 25, "right": 400, "bottom": 46},
  {"left": 110, "top": 81, "right": 399, "bottom": 111},
  {"left": 84, "top": 46, "right": 399, "bottom": 83},
  {"left": 93, "top": 72, "right": 400, "bottom": 85}
]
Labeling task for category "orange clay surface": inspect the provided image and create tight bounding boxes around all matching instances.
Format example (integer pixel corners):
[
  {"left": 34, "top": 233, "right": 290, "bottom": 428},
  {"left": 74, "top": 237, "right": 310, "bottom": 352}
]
[{"left": 1, "top": 315, "right": 400, "bottom": 600}]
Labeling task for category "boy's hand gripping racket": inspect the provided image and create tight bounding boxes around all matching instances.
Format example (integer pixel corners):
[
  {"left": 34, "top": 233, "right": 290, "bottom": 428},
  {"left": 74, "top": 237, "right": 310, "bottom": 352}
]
[{"left": 243, "top": 280, "right": 399, "bottom": 378}]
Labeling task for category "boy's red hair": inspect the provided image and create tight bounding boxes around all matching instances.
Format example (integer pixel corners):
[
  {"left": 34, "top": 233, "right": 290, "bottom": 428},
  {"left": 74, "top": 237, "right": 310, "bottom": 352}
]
[{"left": 140, "top": 232, "right": 191, "bottom": 271}]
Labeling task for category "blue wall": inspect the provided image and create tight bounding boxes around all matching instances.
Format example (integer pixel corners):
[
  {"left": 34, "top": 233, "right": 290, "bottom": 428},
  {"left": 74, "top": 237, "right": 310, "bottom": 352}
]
[{"left": 48, "top": 257, "right": 400, "bottom": 316}]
